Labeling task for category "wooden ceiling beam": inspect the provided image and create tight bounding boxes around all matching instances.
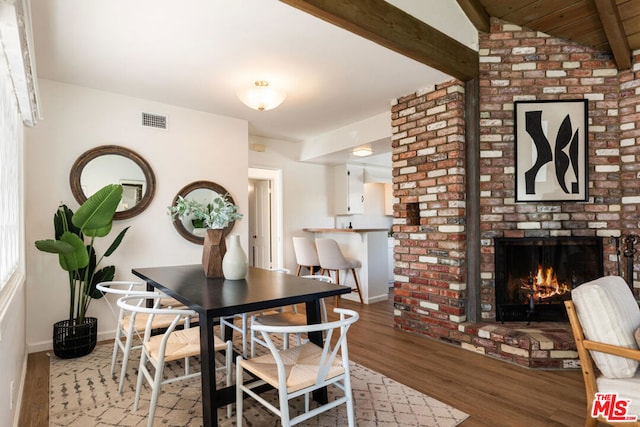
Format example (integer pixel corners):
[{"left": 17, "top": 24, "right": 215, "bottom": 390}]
[
  {"left": 456, "top": 0, "right": 491, "bottom": 33},
  {"left": 594, "top": 0, "right": 631, "bottom": 70},
  {"left": 279, "top": 0, "right": 478, "bottom": 81}
]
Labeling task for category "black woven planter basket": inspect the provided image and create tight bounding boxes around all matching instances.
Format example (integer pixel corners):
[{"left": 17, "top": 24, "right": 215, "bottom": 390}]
[{"left": 53, "top": 317, "right": 98, "bottom": 359}]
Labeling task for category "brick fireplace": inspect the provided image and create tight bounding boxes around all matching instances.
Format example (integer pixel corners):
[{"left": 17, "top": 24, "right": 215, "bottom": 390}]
[
  {"left": 391, "top": 19, "right": 640, "bottom": 368},
  {"left": 494, "top": 236, "right": 603, "bottom": 322}
]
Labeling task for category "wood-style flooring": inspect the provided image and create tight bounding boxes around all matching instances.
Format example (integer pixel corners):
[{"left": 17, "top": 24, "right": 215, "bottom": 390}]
[{"left": 19, "top": 295, "right": 591, "bottom": 427}]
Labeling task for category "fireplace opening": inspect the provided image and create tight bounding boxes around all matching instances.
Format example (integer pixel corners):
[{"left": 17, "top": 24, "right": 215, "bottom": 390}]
[{"left": 494, "top": 237, "right": 603, "bottom": 322}]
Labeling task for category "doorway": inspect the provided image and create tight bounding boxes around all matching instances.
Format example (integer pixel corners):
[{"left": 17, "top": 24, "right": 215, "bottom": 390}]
[{"left": 248, "top": 168, "right": 283, "bottom": 270}]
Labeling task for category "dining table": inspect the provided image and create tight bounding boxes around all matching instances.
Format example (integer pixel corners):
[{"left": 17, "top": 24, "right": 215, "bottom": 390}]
[{"left": 132, "top": 264, "right": 351, "bottom": 427}]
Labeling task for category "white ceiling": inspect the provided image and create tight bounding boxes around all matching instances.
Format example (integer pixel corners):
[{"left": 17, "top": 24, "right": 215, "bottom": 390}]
[{"left": 29, "top": 0, "right": 477, "bottom": 146}]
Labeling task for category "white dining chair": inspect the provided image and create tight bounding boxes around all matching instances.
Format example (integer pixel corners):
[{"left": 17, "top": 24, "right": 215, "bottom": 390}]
[
  {"left": 220, "top": 268, "right": 290, "bottom": 357},
  {"left": 96, "top": 281, "right": 169, "bottom": 393},
  {"left": 237, "top": 308, "right": 359, "bottom": 426},
  {"left": 250, "top": 274, "right": 332, "bottom": 357},
  {"left": 117, "top": 294, "right": 233, "bottom": 427}
]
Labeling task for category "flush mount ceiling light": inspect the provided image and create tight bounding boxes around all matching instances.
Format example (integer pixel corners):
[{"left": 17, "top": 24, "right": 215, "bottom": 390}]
[
  {"left": 352, "top": 147, "right": 373, "bottom": 157},
  {"left": 237, "top": 80, "right": 286, "bottom": 111}
]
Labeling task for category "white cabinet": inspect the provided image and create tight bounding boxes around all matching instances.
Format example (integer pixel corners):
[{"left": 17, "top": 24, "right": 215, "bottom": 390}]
[
  {"left": 388, "top": 237, "right": 394, "bottom": 284},
  {"left": 384, "top": 183, "right": 393, "bottom": 216},
  {"left": 334, "top": 164, "right": 364, "bottom": 214}
]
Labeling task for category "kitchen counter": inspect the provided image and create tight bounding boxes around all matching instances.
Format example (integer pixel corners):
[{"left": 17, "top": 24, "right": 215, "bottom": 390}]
[
  {"left": 302, "top": 228, "right": 389, "bottom": 304},
  {"left": 303, "top": 228, "right": 388, "bottom": 233}
]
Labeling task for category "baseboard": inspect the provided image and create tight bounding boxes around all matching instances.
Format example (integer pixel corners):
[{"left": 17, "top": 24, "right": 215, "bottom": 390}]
[
  {"left": 366, "top": 294, "right": 389, "bottom": 304},
  {"left": 341, "top": 293, "right": 388, "bottom": 304},
  {"left": 12, "top": 346, "right": 28, "bottom": 427},
  {"left": 28, "top": 329, "right": 116, "bottom": 354}
]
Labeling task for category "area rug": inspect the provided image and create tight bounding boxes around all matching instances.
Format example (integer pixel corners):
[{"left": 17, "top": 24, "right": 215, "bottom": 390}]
[{"left": 49, "top": 336, "right": 469, "bottom": 426}]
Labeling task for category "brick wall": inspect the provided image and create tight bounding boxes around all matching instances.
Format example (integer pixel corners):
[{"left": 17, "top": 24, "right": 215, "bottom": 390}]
[
  {"left": 391, "top": 80, "right": 468, "bottom": 337},
  {"left": 619, "top": 52, "right": 640, "bottom": 286},
  {"left": 477, "top": 19, "right": 630, "bottom": 320},
  {"left": 391, "top": 18, "right": 640, "bottom": 363}
]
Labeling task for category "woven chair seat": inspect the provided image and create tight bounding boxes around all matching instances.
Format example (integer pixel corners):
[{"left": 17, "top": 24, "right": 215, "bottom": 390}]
[
  {"left": 254, "top": 311, "right": 306, "bottom": 327},
  {"left": 220, "top": 269, "right": 291, "bottom": 358},
  {"left": 145, "top": 326, "right": 200, "bottom": 363},
  {"left": 120, "top": 312, "right": 192, "bottom": 333},
  {"left": 240, "top": 341, "right": 344, "bottom": 393},
  {"left": 159, "top": 297, "right": 185, "bottom": 308}
]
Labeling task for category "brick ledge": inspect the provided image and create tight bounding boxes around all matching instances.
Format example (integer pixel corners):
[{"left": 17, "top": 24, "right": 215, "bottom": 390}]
[{"left": 455, "top": 321, "right": 579, "bottom": 369}]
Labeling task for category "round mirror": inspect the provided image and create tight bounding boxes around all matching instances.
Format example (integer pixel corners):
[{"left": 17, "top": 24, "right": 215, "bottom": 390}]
[
  {"left": 171, "top": 181, "right": 238, "bottom": 244},
  {"left": 70, "top": 145, "right": 156, "bottom": 220}
]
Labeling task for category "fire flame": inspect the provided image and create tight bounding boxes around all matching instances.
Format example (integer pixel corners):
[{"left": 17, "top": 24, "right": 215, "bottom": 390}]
[{"left": 520, "top": 265, "right": 571, "bottom": 301}]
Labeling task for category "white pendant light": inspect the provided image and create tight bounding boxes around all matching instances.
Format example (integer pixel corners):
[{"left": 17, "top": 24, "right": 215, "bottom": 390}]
[{"left": 237, "top": 80, "right": 286, "bottom": 111}]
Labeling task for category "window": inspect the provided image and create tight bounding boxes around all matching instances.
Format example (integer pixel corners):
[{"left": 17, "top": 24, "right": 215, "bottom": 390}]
[{"left": 0, "top": 47, "right": 20, "bottom": 289}]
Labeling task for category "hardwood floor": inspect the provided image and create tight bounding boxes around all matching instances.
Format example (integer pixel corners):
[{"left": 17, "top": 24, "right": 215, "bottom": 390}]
[
  {"left": 338, "top": 297, "right": 589, "bottom": 427},
  {"left": 19, "top": 295, "right": 591, "bottom": 426}
]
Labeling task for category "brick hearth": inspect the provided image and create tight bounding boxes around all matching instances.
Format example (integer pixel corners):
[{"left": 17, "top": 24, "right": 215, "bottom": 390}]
[
  {"left": 391, "top": 18, "right": 640, "bottom": 368},
  {"left": 456, "top": 322, "right": 578, "bottom": 369}
]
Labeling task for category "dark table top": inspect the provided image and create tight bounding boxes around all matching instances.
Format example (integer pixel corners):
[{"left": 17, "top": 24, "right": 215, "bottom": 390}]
[{"left": 132, "top": 264, "right": 351, "bottom": 317}]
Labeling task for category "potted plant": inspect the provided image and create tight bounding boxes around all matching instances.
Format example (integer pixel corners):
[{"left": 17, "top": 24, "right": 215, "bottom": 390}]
[
  {"left": 35, "top": 184, "right": 129, "bottom": 358},
  {"left": 168, "top": 192, "right": 242, "bottom": 278}
]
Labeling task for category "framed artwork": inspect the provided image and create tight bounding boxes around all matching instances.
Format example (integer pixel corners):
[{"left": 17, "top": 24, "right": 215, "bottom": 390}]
[{"left": 514, "top": 99, "right": 588, "bottom": 202}]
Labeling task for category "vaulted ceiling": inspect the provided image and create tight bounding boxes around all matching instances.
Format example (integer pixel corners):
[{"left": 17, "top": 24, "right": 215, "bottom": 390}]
[
  {"left": 30, "top": 1, "right": 638, "bottom": 147},
  {"left": 29, "top": 0, "right": 476, "bottom": 143},
  {"left": 457, "top": 0, "right": 640, "bottom": 70}
]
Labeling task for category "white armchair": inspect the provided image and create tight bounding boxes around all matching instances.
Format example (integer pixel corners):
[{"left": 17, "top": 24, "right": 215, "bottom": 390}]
[{"left": 565, "top": 275, "right": 640, "bottom": 426}]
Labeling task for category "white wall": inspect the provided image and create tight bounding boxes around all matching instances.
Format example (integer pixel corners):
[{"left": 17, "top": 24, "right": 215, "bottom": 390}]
[
  {"left": 249, "top": 135, "right": 334, "bottom": 273},
  {"left": 249, "top": 136, "right": 393, "bottom": 273},
  {"left": 25, "top": 80, "right": 249, "bottom": 351},
  {"left": 23, "top": 79, "right": 394, "bottom": 351}
]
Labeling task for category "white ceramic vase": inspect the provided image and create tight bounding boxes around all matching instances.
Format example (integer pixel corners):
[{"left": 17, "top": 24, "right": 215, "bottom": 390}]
[{"left": 222, "top": 235, "right": 248, "bottom": 280}]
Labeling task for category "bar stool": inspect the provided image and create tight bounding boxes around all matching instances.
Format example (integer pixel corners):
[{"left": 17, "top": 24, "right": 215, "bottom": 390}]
[
  {"left": 292, "top": 236, "right": 320, "bottom": 276},
  {"left": 315, "top": 238, "right": 364, "bottom": 304}
]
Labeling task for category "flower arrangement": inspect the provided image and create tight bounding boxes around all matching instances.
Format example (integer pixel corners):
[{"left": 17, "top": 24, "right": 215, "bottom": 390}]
[{"left": 168, "top": 193, "right": 242, "bottom": 229}]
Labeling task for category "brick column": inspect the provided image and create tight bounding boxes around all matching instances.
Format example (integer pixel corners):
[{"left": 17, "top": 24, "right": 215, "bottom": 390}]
[{"left": 392, "top": 80, "right": 467, "bottom": 338}]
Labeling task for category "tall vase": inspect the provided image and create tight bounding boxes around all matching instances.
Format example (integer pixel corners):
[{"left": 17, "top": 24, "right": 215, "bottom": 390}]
[
  {"left": 222, "top": 235, "right": 248, "bottom": 280},
  {"left": 202, "top": 228, "right": 226, "bottom": 278}
]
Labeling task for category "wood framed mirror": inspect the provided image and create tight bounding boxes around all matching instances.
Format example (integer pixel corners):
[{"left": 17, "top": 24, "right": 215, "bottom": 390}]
[
  {"left": 70, "top": 145, "right": 156, "bottom": 220},
  {"left": 171, "top": 180, "right": 237, "bottom": 244}
]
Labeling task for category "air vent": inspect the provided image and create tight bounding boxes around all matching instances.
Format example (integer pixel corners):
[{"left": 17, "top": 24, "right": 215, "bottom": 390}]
[{"left": 141, "top": 112, "right": 167, "bottom": 130}]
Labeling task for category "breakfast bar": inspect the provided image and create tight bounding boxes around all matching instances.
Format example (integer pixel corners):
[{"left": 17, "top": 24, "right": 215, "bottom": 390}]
[{"left": 303, "top": 228, "right": 389, "bottom": 304}]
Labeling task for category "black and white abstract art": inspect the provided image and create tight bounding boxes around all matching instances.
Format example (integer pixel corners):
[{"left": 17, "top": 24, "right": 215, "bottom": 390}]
[{"left": 514, "top": 99, "right": 588, "bottom": 202}]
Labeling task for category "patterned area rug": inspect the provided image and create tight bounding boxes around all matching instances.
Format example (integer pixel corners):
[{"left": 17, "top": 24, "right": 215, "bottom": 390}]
[{"left": 50, "top": 336, "right": 469, "bottom": 426}]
